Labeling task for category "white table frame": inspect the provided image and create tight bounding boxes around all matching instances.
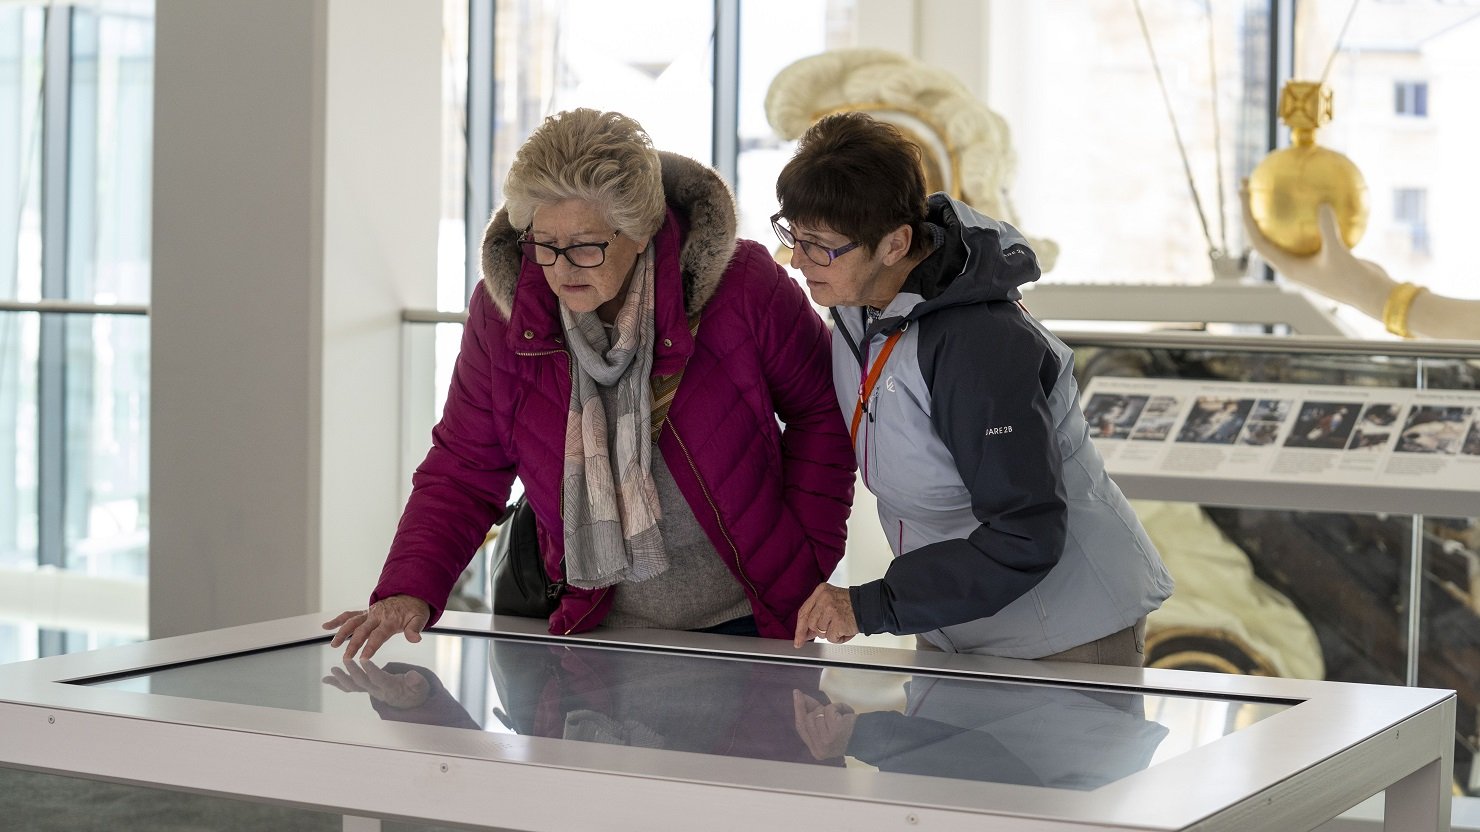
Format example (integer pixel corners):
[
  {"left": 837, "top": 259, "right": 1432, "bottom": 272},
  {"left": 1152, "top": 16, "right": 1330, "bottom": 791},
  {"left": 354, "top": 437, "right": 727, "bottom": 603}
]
[{"left": 0, "top": 612, "right": 1455, "bottom": 831}]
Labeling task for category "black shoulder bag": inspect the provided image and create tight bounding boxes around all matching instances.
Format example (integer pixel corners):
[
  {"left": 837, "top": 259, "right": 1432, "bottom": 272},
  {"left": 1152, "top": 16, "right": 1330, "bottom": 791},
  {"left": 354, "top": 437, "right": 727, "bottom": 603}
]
[{"left": 489, "top": 495, "right": 560, "bottom": 617}]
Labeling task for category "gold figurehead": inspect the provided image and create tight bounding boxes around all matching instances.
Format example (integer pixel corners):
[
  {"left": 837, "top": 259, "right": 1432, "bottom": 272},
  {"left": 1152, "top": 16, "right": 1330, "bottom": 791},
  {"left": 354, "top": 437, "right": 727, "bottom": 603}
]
[{"left": 1246, "top": 81, "right": 1368, "bottom": 256}]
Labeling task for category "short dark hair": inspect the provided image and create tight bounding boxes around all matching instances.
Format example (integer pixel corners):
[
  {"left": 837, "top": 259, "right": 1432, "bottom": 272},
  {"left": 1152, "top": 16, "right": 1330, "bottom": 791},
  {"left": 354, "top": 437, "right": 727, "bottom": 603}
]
[{"left": 775, "top": 112, "right": 929, "bottom": 257}]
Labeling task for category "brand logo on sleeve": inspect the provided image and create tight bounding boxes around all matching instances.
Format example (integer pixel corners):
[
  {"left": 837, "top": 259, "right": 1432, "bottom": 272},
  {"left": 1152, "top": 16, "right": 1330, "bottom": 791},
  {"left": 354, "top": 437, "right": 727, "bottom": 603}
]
[{"left": 984, "top": 425, "right": 1014, "bottom": 436}]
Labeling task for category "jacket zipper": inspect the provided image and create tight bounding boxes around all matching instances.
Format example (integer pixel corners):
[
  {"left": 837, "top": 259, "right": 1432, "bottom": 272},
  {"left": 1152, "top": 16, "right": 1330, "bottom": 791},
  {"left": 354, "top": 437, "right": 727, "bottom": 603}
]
[
  {"left": 516, "top": 346, "right": 572, "bottom": 500},
  {"left": 669, "top": 421, "right": 759, "bottom": 599},
  {"left": 856, "top": 319, "right": 906, "bottom": 494},
  {"left": 563, "top": 587, "right": 608, "bottom": 635},
  {"left": 518, "top": 346, "right": 599, "bottom": 635}
]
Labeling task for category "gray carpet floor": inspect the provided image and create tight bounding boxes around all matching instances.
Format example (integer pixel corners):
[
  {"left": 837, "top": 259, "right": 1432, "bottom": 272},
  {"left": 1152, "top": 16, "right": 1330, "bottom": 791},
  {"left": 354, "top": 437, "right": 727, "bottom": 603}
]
[{"left": 0, "top": 767, "right": 468, "bottom": 832}]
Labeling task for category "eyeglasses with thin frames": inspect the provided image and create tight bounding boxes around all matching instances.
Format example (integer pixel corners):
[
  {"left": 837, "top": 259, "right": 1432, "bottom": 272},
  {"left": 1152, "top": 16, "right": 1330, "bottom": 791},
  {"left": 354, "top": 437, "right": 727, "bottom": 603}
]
[
  {"left": 519, "top": 228, "right": 621, "bottom": 268},
  {"left": 770, "top": 212, "right": 861, "bottom": 267}
]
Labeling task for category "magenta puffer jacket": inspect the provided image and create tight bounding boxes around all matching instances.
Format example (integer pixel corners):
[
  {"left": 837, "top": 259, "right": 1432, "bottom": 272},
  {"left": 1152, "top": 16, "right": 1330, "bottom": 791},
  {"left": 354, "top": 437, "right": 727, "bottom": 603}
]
[{"left": 371, "top": 152, "right": 855, "bottom": 639}]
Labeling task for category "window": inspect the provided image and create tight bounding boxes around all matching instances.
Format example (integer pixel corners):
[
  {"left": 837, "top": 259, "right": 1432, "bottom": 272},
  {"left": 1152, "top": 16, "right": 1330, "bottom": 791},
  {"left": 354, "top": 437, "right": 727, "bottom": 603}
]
[
  {"left": 1394, "top": 80, "right": 1429, "bottom": 116},
  {"left": 1394, "top": 186, "right": 1427, "bottom": 223},
  {"left": 1305, "top": 0, "right": 1476, "bottom": 298},
  {"left": 983, "top": 0, "right": 1272, "bottom": 286},
  {"left": 735, "top": 1, "right": 856, "bottom": 254},
  {"left": 486, "top": 1, "right": 716, "bottom": 219},
  {"left": 444, "top": 0, "right": 859, "bottom": 311},
  {"left": 1393, "top": 186, "right": 1430, "bottom": 255},
  {"left": 1, "top": 2, "right": 153, "bottom": 662}
]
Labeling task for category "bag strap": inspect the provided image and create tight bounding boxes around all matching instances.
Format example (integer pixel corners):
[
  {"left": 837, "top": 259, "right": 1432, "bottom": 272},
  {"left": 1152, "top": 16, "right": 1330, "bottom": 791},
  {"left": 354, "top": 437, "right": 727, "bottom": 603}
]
[{"left": 648, "top": 313, "right": 700, "bottom": 442}]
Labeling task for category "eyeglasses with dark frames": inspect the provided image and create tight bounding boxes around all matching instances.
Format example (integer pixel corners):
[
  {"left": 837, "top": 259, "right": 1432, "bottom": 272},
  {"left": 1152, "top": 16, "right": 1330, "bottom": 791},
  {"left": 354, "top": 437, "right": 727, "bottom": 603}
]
[
  {"left": 519, "top": 228, "right": 621, "bottom": 268},
  {"left": 770, "top": 212, "right": 861, "bottom": 267}
]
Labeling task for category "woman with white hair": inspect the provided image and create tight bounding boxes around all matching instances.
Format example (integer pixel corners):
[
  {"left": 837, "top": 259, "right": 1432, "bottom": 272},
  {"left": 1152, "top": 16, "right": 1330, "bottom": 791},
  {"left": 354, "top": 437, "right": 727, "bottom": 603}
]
[{"left": 326, "top": 109, "right": 854, "bottom": 657}]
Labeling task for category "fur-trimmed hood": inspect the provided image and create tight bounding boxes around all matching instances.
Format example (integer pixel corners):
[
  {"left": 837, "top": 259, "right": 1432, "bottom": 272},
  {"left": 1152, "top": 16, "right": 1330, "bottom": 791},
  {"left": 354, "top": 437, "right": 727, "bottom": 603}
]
[{"left": 479, "top": 151, "right": 739, "bottom": 319}]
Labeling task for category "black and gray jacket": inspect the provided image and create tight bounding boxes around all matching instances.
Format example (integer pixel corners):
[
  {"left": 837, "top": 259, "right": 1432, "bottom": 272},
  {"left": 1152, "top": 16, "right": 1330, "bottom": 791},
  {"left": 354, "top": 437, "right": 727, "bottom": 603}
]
[{"left": 835, "top": 195, "right": 1173, "bottom": 658}]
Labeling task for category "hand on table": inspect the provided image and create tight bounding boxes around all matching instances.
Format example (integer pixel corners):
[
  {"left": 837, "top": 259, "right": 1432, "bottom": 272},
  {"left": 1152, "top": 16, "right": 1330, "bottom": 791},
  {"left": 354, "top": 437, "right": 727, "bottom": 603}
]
[
  {"left": 793, "top": 583, "right": 859, "bottom": 648},
  {"left": 322, "top": 594, "right": 430, "bottom": 661}
]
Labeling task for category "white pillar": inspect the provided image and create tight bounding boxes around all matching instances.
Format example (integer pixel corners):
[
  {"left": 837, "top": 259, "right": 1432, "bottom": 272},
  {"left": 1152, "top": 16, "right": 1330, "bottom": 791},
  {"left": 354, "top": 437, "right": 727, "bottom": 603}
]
[
  {"left": 916, "top": 0, "right": 990, "bottom": 100},
  {"left": 150, "top": 0, "right": 439, "bottom": 638},
  {"left": 854, "top": 0, "right": 917, "bottom": 57},
  {"left": 854, "top": 0, "right": 991, "bottom": 100}
]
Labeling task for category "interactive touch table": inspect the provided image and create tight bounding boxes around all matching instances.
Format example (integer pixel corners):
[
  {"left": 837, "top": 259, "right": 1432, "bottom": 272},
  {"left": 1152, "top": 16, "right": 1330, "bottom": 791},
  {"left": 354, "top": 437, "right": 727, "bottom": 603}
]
[{"left": 0, "top": 612, "right": 1455, "bottom": 830}]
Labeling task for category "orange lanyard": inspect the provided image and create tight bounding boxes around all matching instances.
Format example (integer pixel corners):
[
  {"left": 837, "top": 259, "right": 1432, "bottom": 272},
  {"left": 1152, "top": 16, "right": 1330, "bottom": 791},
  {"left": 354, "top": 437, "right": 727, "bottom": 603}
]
[{"left": 850, "top": 330, "right": 904, "bottom": 445}]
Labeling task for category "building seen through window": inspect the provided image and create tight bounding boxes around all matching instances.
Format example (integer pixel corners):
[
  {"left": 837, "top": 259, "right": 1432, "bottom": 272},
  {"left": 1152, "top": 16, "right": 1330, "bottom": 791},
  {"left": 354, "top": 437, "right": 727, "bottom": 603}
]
[{"left": 1298, "top": 0, "right": 1478, "bottom": 335}]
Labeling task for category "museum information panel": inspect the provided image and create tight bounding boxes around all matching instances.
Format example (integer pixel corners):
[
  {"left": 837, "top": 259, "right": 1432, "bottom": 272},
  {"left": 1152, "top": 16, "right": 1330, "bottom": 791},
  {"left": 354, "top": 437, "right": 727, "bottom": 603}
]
[{"left": 1083, "top": 377, "right": 1480, "bottom": 492}]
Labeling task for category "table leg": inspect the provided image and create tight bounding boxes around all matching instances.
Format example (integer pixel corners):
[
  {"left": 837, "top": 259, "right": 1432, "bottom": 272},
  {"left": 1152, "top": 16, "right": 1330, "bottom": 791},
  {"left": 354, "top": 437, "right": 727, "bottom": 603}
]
[{"left": 1384, "top": 758, "right": 1451, "bottom": 832}]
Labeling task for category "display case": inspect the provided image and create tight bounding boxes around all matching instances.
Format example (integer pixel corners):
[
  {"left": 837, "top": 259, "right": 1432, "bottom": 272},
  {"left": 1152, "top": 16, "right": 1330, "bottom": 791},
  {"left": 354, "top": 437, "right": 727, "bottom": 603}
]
[
  {"left": 1060, "top": 330, "right": 1480, "bottom": 810},
  {"left": 0, "top": 612, "right": 1455, "bottom": 831}
]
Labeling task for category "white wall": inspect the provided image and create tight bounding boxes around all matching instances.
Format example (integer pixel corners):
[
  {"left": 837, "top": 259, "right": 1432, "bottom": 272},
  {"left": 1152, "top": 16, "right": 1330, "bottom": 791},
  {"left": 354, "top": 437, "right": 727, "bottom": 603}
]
[
  {"left": 150, "top": 0, "right": 439, "bottom": 638},
  {"left": 318, "top": 0, "right": 442, "bottom": 617}
]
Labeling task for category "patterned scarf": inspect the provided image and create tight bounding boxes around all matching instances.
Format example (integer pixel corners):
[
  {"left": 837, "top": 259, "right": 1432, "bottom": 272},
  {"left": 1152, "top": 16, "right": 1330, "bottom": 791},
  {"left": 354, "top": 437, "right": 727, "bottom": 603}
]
[{"left": 559, "top": 243, "right": 666, "bottom": 589}]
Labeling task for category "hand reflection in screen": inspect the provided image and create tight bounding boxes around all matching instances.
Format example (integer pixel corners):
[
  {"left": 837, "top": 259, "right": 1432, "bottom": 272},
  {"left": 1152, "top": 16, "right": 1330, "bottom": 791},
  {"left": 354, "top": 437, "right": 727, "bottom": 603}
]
[
  {"left": 322, "top": 644, "right": 844, "bottom": 767},
  {"left": 794, "top": 675, "right": 1170, "bottom": 790},
  {"left": 322, "top": 660, "right": 480, "bottom": 730},
  {"left": 792, "top": 690, "right": 857, "bottom": 760},
  {"left": 484, "top": 642, "right": 841, "bottom": 766},
  {"left": 323, "top": 660, "right": 432, "bottom": 710}
]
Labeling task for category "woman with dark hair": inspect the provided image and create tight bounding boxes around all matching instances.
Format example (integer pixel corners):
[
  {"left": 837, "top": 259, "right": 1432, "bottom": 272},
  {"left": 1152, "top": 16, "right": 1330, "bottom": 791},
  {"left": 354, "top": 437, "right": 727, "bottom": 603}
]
[{"left": 775, "top": 112, "right": 1172, "bottom": 666}]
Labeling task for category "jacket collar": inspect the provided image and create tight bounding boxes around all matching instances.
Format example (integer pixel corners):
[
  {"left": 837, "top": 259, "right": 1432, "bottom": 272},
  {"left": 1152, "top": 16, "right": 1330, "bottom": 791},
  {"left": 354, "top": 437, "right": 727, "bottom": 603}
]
[{"left": 840, "top": 194, "right": 1043, "bottom": 344}]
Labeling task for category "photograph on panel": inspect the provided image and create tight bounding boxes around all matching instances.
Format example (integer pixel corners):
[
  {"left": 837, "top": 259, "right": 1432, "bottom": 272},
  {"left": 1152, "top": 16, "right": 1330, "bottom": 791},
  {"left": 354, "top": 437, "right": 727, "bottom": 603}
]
[
  {"left": 1345, "top": 403, "right": 1405, "bottom": 452},
  {"left": 1283, "top": 402, "right": 1361, "bottom": 450},
  {"left": 1175, "top": 396, "right": 1255, "bottom": 445},
  {"left": 1128, "top": 396, "right": 1182, "bottom": 442},
  {"left": 1084, "top": 393, "right": 1150, "bottom": 440},
  {"left": 1394, "top": 406, "right": 1473, "bottom": 455}
]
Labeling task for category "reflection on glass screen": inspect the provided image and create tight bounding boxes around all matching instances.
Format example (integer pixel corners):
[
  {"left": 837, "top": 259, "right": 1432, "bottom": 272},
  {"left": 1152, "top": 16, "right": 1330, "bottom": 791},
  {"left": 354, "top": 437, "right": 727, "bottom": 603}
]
[{"left": 85, "top": 633, "right": 1289, "bottom": 790}]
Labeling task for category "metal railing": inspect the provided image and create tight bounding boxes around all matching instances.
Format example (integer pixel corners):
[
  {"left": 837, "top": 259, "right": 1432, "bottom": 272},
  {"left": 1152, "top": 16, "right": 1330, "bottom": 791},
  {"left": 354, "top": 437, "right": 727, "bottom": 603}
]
[
  {"left": 1055, "top": 328, "right": 1480, "bottom": 359},
  {"left": 0, "top": 300, "right": 149, "bottom": 316}
]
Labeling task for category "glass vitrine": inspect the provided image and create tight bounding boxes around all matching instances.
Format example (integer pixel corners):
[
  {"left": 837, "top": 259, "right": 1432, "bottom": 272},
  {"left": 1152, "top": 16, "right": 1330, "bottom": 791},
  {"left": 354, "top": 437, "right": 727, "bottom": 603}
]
[{"left": 1062, "top": 330, "right": 1480, "bottom": 806}]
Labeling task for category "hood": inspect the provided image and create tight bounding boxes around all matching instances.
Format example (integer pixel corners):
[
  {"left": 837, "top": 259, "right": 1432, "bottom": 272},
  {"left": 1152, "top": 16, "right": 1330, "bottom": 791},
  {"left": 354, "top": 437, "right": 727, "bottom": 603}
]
[
  {"left": 909, "top": 193, "right": 1041, "bottom": 313},
  {"left": 478, "top": 151, "right": 738, "bottom": 319}
]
